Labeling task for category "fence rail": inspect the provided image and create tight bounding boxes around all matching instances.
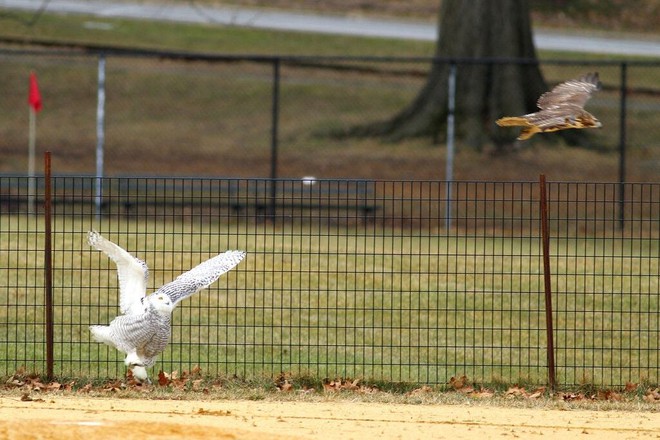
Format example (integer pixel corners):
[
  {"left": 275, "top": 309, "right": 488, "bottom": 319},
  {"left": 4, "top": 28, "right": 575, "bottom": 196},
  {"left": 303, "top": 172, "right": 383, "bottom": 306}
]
[{"left": 1, "top": 169, "right": 658, "bottom": 387}]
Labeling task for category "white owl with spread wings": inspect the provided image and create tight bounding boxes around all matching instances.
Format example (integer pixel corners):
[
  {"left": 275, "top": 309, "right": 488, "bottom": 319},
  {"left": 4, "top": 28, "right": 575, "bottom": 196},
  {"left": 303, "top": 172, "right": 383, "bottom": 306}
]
[
  {"left": 87, "top": 231, "right": 246, "bottom": 382},
  {"left": 497, "top": 72, "right": 602, "bottom": 140}
]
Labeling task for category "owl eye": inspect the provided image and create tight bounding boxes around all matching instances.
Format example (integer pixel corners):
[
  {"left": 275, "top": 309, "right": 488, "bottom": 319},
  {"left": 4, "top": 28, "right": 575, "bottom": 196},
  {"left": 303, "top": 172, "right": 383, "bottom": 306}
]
[{"left": 158, "top": 296, "right": 163, "bottom": 301}]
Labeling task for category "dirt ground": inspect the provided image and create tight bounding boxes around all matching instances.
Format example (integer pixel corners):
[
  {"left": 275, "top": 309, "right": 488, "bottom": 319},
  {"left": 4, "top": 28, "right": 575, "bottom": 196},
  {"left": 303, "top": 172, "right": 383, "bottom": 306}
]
[{"left": 1, "top": 395, "right": 660, "bottom": 440}]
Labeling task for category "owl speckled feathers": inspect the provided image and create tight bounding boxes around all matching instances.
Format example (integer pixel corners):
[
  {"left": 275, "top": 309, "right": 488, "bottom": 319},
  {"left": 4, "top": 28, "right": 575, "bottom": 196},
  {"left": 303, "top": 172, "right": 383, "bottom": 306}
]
[
  {"left": 496, "top": 72, "right": 602, "bottom": 140},
  {"left": 88, "top": 231, "right": 246, "bottom": 381}
]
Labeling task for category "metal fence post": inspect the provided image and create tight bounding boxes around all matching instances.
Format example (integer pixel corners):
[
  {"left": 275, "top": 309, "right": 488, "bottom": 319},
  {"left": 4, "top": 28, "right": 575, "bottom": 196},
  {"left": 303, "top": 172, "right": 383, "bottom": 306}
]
[
  {"left": 269, "top": 58, "right": 280, "bottom": 221},
  {"left": 618, "top": 62, "right": 628, "bottom": 230},
  {"left": 95, "top": 54, "right": 106, "bottom": 220},
  {"left": 445, "top": 63, "right": 457, "bottom": 230},
  {"left": 44, "top": 151, "right": 54, "bottom": 380},
  {"left": 539, "top": 174, "right": 556, "bottom": 391}
]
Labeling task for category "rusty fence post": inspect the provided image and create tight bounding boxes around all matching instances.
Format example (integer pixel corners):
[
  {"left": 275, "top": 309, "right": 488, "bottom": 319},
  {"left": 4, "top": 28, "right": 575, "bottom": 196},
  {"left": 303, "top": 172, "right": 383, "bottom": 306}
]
[
  {"left": 539, "top": 174, "right": 556, "bottom": 391},
  {"left": 44, "top": 151, "right": 54, "bottom": 380}
]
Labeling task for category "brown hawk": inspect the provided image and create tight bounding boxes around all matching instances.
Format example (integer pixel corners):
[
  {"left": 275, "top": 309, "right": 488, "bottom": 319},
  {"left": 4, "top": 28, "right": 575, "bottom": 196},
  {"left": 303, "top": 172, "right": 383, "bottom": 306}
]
[{"left": 496, "top": 72, "right": 602, "bottom": 140}]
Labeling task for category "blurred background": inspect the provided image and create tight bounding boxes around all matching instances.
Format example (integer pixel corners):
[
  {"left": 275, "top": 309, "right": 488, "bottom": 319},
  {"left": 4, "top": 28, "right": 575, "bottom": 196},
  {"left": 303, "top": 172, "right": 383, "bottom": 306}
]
[{"left": 0, "top": 0, "right": 658, "bottom": 182}]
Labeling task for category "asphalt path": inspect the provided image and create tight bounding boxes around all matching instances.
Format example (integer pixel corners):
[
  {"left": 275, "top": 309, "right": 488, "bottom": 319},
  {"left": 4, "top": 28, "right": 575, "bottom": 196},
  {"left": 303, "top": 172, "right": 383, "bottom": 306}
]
[{"left": 2, "top": 0, "right": 659, "bottom": 57}]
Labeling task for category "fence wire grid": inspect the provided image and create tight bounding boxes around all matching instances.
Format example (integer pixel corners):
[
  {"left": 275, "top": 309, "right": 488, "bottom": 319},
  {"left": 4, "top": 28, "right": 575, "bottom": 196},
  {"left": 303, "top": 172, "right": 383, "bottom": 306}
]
[{"left": 1, "top": 176, "right": 658, "bottom": 387}]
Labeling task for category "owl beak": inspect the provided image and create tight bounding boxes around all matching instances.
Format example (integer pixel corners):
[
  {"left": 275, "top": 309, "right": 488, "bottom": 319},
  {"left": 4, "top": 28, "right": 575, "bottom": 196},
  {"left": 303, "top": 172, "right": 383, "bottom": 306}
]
[{"left": 130, "top": 365, "right": 150, "bottom": 383}]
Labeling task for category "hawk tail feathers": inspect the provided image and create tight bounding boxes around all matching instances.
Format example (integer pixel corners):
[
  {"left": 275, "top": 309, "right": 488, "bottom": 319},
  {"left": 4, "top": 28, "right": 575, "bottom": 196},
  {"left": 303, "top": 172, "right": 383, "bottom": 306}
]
[
  {"left": 495, "top": 116, "right": 532, "bottom": 127},
  {"left": 496, "top": 117, "right": 541, "bottom": 140}
]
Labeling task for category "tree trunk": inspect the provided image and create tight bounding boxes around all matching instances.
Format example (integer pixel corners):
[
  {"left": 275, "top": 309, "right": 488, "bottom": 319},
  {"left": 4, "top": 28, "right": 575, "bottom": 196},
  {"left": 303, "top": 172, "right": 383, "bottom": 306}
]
[{"left": 350, "top": 0, "right": 549, "bottom": 151}]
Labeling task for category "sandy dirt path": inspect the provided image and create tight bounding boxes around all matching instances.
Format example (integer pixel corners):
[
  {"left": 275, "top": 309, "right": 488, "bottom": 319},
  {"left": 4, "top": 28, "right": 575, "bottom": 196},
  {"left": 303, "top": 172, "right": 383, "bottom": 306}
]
[{"left": 1, "top": 395, "right": 659, "bottom": 439}]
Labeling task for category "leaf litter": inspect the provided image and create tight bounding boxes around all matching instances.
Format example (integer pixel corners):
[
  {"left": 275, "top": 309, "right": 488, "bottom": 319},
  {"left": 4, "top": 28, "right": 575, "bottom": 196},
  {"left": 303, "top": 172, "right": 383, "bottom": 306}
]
[{"left": 3, "top": 368, "right": 660, "bottom": 406}]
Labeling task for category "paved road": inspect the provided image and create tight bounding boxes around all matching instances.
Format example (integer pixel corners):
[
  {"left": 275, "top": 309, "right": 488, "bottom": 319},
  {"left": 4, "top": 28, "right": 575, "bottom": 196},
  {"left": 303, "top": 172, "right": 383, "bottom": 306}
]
[{"left": 2, "top": 0, "right": 659, "bottom": 57}]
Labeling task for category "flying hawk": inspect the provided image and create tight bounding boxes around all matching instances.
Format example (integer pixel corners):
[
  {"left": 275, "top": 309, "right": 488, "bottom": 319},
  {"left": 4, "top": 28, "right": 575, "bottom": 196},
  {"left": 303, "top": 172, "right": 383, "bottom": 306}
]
[
  {"left": 87, "top": 230, "right": 246, "bottom": 382},
  {"left": 496, "top": 72, "right": 602, "bottom": 140}
]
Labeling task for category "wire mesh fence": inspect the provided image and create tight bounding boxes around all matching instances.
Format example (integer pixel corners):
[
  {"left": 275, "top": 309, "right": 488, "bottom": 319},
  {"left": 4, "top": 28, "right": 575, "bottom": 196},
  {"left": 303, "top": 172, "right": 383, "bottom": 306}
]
[{"left": 1, "top": 174, "right": 658, "bottom": 387}]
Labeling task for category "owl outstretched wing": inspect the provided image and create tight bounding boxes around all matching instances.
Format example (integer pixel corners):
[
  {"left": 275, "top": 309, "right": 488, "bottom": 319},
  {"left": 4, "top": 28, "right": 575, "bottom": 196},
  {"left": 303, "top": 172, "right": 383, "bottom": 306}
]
[
  {"left": 156, "top": 250, "right": 246, "bottom": 306},
  {"left": 88, "top": 230, "right": 149, "bottom": 315}
]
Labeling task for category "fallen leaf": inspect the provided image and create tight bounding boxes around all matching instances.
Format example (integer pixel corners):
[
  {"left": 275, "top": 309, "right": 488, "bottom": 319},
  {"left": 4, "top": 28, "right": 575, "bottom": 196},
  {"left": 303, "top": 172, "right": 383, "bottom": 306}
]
[
  {"left": 323, "top": 381, "right": 337, "bottom": 392},
  {"left": 274, "top": 372, "right": 293, "bottom": 392},
  {"left": 624, "top": 382, "right": 638, "bottom": 393},
  {"left": 528, "top": 387, "right": 546, "bottom": 399},
  {"left": 6, "top": 378, "right": 24, "bottom": 387},
  {"left": 561, "top": 392, "right": 584, "bottom": 401},
  {"left": 78, "top": 384, "right": 93, "bottom": 394},
  {"left": 470, "top": 388, "right": 495, "bottom": 398},
  {"left": 458, "top": 385, "right": 475, "bottom": 394},
  {"left": 47, "top": 382, "right": 62, "bottom": 391},
  {"left": 643, "top": 388, "right": 660, "bottom": 402},
  {"left": 29, "top": 380, "right": 46, "bottom": 391},
  {"left": 343, "top": 379, "right": 360, "bottom": 391},
  {"left": 277, "top": 379, "right": 293, "bottom": 392},
  {"left": 407, "top": 385, "right": 433, "bottom": 397},
  {"left": 20, "top": 393, "right": 44, "bottom": 402},
  {"left": 449, "top": 375, "right": 468, "bottom": 390},
  {"left": 103, "top": 384, "right": 122, "bottom": 393},
  {"left": 322, "top": 378, "right": 340, "bottom": 392},
  {"left": 506, "top": 386, "right": 527, "bottom": 398},
  {"left": 158, "top": 370, "right": 170, "bottom": 387},
  {"left": 358, "top": 384, "right": 379, "bottom": 394},
  {"left": 599, "top": 390, "right": 623, "bottom": 401}
]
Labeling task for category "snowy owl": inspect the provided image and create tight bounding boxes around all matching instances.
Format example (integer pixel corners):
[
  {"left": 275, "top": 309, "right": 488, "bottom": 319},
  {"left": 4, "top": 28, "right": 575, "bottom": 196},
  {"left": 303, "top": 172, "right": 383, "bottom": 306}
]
[{"left": 87, "top": 230, "right": 246, "bottom": 382}]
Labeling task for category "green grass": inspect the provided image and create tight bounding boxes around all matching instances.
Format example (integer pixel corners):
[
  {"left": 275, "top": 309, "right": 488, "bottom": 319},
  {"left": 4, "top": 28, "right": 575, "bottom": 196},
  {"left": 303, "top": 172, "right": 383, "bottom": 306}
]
[
  {"left": 0, "top": 10, "right": 435, "bottom": 56},
  {"left": 1, "top": 215, "right": 657, "bottom": 387},
  {"left": 0, "top": 9, "right": 658, "bottom": 388}
]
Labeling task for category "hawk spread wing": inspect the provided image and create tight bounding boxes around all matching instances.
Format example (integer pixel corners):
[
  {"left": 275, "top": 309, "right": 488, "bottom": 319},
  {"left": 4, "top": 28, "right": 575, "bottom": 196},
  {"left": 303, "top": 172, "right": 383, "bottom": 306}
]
[{"left": 496, "top": 72, "right": 602, "bottom": 140}]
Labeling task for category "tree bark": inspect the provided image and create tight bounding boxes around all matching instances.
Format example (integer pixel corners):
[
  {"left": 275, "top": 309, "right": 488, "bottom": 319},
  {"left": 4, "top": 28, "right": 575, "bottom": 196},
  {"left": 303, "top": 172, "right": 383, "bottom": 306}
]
[{"left": 349, "top": 0, "right": 549, "bottom": 151}]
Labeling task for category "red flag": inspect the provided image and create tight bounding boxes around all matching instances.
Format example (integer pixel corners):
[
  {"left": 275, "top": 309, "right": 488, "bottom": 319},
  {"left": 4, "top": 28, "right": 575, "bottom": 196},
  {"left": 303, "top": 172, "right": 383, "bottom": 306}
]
[{"left": 28, "top": 72, "right": 42, "bottom": 113}]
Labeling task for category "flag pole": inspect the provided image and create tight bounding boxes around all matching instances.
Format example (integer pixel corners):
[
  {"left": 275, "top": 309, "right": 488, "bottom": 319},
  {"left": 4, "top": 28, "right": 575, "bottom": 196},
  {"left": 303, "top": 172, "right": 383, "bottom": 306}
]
[
  {"left": 28, "top": 106, "right": 36, "bottom": 215},
  {"left": 27, "top": 71, "right": 42, "bottom": 215}
]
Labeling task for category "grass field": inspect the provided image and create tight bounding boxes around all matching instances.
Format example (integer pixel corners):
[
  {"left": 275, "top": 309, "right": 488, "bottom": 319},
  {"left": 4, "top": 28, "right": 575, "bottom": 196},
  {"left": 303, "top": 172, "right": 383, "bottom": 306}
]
[
  {"left": 0, "top": 1, "right": 658, "bottom": 399},
  {"left": 1, "top": 212, "right": 658, "bottom": 387}
]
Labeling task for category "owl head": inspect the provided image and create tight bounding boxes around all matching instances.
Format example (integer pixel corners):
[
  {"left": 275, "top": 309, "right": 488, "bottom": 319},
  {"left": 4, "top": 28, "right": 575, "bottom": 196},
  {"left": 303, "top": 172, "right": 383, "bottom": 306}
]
[{"left": 148, "top": 293, "right": 174, "bottom": 314}]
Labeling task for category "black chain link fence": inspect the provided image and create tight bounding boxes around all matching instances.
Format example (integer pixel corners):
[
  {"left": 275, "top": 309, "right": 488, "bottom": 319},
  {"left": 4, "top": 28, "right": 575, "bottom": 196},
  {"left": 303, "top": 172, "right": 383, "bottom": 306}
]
[
  {"left": 0, "top": 48, "right": 659, "bottom": 181},
  {"left": 1, "top": 174, "right": 658, "bottom": 387}
]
